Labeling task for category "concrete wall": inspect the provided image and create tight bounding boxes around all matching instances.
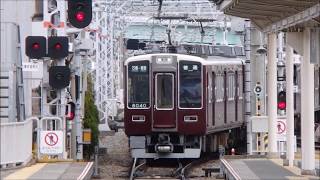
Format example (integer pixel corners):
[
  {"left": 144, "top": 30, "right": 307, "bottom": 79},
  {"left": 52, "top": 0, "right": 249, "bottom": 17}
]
[{"left": 0, "top": 0, "right": 37, "bottom": 118}]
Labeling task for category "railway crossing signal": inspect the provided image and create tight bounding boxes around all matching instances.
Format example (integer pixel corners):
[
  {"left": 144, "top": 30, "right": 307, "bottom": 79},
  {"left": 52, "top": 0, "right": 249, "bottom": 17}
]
[
  {"left": 49, "top": 66, "right": 71, "bottom": 89},
  {"left": 68, "top": 0, "right": 92, "bottom": 28},
  {"left": 66, "top": 102, "right": 75, "bottom": 120},
  {"left": 26, "top": 36, "right": 69, "bottom": 59},
  {"left": 48, "top": 36, "right": 69, "bottom": 59},
  {"left": 25, "top": 36, "right": 46, "bottom": 59},
  {"left": 278, "top": 91, "right": 286, "bottom": 110}
]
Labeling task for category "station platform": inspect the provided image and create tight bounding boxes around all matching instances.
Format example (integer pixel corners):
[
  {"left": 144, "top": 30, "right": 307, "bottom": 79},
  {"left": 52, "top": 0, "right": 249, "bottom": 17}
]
[
  {"left": 0, "top": 161, "right": 93, "bottom": 180},
  {"left": 220, "top": 155, "right": 319, "bottom": 180}
]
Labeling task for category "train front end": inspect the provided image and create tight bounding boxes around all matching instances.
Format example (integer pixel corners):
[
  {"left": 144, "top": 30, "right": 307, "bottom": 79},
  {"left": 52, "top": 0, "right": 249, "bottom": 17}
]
[{"left": 124, "top": 54, "right": 206, "bottom": 159}]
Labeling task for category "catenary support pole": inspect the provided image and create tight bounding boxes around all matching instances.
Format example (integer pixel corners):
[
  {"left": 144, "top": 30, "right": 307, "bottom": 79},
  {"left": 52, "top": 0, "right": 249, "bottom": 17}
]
[{"left": 76, "top": 49, "right": 83, "bottom": 160}]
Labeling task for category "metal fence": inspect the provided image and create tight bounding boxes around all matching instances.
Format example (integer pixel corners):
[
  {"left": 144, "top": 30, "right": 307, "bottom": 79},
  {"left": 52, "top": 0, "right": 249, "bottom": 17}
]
[{"left": 0, "top": 117, "right": 37, "bottom": 167}]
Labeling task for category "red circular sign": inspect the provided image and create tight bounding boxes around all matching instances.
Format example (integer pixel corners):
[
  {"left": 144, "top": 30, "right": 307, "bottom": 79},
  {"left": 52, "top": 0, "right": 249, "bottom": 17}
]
[
  {"left": 45, "top": 132, "right": 58, "bottom": 146},
  {"left": 277, "top": 121, "right": 286, "bottom": 134}
]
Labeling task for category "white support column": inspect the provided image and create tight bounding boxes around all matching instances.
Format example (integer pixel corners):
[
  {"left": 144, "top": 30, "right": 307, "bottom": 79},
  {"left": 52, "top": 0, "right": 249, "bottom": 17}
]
[
  {"left": 267, "top": 33, "right": 278, "bottom": 156},
  {"left": 301, "top": 28, "right": 315, "bottom": 175},
  {"left": 285, "top": 43, "right": 294, "bottom": 167}
]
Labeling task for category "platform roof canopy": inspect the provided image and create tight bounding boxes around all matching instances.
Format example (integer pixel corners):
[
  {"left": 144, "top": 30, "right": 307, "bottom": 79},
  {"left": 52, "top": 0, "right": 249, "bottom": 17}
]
[{"left": 221, "top": 0, "right": 320, "bottom": 32}]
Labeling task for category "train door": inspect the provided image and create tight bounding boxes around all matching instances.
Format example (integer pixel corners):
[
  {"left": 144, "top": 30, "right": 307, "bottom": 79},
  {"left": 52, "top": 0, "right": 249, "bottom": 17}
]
[{"left": 153, "top": 73, "right": 176, "bottom": 128}]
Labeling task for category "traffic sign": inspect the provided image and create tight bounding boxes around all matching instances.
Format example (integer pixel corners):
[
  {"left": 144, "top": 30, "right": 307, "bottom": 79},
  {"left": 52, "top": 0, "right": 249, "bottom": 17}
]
[
  {"left": 277, "top": 119, "right": 286, "bottom": 135},
  {"left": 40, "top": 131, "right": 63, "bottom": 154}
]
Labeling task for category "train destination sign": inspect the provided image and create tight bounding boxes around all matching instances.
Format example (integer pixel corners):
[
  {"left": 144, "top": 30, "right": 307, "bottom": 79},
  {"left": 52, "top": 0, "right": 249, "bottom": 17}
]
[
  {"left": 130, "top": 65, "right": 148, "bottom": 73},
  {"left": 181, "top": 64, "right": 200, "bottom": 72}
]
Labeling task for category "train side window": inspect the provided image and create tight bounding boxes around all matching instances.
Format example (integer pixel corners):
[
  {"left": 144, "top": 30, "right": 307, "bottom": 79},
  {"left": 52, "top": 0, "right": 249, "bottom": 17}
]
[
  {"left": 216, "top": 74, "right": 220, "bottom": 102},
  {"left": 179, "top": 61, "right": 202, "bottom": 108},
  {"left": 127, "top": 61, "right": 150, "bottom": 109},
  {"left": 228, "top": 73, "right": 235, "bottom": 101},
  {"left": 215, "top": 73, "right": 224, "bottom": 102}
]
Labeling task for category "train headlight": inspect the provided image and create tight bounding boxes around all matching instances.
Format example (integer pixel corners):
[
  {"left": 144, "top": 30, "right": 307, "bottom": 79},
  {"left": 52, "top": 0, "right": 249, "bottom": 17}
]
[{"left": 155, "top": 145, "right": 173, "bottom": 153}]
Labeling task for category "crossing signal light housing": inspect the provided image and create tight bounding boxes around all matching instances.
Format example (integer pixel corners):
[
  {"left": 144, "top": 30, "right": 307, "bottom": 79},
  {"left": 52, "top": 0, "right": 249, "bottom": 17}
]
[
  {"left": 49, "top": 66, "right": 71, "bottom": 89},
  {"left": 48, "top": 36, "right": 69, "bottom": 59},
  {"left": 25, "top": 36, "right": 46, "bottom": 59},
  {"left": 66, "top": 102, "right": 76, "bottom": 120},
  {"left": 68, "top": 0, "right": 92, "bottom": 28},
  {"left": 278, "top": 91, "right": 286, "bottom": 110}
]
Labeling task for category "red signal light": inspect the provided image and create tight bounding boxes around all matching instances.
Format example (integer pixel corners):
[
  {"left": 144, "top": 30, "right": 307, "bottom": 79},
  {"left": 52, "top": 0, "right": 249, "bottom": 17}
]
[
  {"left": 66, "top": 112, "right": 75, "bottom": 120},
  {"left": 65, "top": 101, "right": 75, "bottom": 120},
  {"left": 278, "top": 101, "right": 286, "bottom": 110},
  {"left": 277, "top": 91, "right": 286, "bottom": 111},
  {"left": 54, "top": 43, "right": 62, "bottom": 50},
  {"left": 75, "top": 11, "right": 85, "bottom": 22},
  {"left": 32, "top": 43, "right": 40, "bottom": 50},
  {"left": 26, "top": 36, "right": 46, "bottom": 59},
  {"left": 68, "top": 0, "right": 92, "bottom": 28}
]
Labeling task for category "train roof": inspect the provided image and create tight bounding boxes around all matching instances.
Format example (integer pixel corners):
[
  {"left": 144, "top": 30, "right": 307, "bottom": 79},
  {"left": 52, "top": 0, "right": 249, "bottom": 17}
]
[{"left": 124, "top": 53, "right": 244, "bottom": 66}]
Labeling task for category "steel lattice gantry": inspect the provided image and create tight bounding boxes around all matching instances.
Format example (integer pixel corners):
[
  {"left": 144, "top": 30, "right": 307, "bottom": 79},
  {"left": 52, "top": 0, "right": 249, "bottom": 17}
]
[{"left": 90, "top": 1, "right": 127, "bottom": 130}]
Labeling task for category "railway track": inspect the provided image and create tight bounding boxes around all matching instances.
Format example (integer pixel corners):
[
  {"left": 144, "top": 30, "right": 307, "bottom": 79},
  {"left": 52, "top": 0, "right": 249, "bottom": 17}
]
[{"left": 129, "top": 153, "right": 220, "bottom": 180}]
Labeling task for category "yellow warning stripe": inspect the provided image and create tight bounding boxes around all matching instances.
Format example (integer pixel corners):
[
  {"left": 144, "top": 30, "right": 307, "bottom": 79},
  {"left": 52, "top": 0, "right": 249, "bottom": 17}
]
[
  {"left": 295, "top": 152, "right": 320, "bottom": 159},
  {"left": 4, "top": 163, "right": 47, "bottom": 180}
]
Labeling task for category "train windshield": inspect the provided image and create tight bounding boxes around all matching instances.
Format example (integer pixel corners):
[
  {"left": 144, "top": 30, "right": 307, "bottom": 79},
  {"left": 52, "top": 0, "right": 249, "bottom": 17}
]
[
  {"left": 179, "top": 61, "right": 202, "bottom": 108},
  {"left": 127, "top": 61, "right": 150, "bottom": 108}
]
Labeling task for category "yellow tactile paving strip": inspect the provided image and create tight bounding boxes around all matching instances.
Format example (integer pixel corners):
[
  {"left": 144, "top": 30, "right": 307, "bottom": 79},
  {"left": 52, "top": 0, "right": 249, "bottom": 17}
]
[
  {"left": 4, "top": 163, "right": 47, "bottom": 180},
  {"left": 294, "top": 151, "right": 320, "bottom": 159}
]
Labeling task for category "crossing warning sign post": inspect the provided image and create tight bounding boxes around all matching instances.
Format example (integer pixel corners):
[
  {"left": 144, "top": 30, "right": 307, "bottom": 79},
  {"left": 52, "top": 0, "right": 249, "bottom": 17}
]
[{"left": 40, "top": 131, "right": 63, "bottom": 154}]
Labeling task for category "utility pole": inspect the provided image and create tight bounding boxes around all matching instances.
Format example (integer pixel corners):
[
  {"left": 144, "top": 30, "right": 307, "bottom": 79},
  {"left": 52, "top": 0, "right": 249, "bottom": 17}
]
[{"left": 72, "top": 45, "right": 84, "bottom": 160}]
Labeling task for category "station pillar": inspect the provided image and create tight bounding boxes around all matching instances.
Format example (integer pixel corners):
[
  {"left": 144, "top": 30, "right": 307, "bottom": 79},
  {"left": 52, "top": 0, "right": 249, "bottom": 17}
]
[
  {"left": 285, "top": 43, "right": 294, "bottom": 167},
  {"left": 301, "top": 28, "right": 315, "bottom": 174},
  {"left": 267, "top": 33, "right": 278, "bottom": 156}
]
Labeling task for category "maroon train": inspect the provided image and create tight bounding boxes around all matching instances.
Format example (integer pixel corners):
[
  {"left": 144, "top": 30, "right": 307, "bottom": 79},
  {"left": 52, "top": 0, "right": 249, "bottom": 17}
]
[{"left": 124, "top": 53, "right": 246, "bottom": 158}]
